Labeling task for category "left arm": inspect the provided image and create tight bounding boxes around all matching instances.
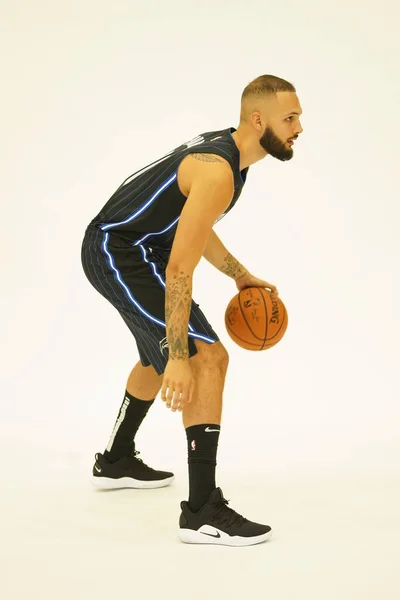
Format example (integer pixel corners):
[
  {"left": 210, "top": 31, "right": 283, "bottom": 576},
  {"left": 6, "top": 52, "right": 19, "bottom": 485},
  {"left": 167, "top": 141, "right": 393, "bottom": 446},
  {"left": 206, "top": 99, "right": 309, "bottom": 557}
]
[
  {"left": 203, "top": 228, "right": 279, "bottom": 295},
  {"left": 202, "top": 228, "right": 248, "bottom": 282}
]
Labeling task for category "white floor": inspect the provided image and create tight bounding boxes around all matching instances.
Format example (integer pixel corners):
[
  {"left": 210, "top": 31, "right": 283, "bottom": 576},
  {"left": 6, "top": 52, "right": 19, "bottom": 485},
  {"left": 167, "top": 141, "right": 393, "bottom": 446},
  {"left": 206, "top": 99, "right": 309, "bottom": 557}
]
[{"left": 3, "top": 459, "right": 399, "bottom": 600}]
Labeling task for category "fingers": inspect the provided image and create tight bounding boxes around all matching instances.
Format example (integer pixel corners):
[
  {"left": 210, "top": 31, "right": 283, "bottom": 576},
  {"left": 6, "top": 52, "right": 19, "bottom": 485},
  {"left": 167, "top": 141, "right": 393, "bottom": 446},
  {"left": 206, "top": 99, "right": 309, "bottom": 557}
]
[
  {"left": 253, "top": 280, "right": 279, "bottom": 296},
  {"left": 161, "top": 382, "right": 191, "bottom": 412},
  {"left": 169, "top": 390, "right": 182, "bottom": 413},
  {"left": 265, "top": 283, "right": 279, "bottom": 296},
  {"left": 165, "top": 384, "right": 174, "bottom": 409}
]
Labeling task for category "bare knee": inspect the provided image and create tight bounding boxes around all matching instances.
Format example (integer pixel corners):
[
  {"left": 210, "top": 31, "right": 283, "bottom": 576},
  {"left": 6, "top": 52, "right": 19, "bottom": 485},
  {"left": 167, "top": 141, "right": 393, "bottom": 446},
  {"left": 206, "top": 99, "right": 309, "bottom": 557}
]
[{"left": 191, "top": 340, "right": 229, "bottom": 374}]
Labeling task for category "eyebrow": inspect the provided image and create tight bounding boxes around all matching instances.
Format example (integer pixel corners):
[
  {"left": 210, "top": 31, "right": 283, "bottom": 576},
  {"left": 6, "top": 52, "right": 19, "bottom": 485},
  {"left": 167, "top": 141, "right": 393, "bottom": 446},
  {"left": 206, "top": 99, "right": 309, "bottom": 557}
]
[{"left": 285, "top": 111, "right": 302, "bottom": 116}]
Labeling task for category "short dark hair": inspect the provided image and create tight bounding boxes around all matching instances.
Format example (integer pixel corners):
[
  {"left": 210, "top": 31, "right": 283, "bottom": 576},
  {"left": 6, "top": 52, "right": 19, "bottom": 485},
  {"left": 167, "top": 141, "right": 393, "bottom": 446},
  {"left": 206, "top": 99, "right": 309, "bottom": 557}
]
[{"left": 240, "top": 74, "right": 296, "bottom": 121}]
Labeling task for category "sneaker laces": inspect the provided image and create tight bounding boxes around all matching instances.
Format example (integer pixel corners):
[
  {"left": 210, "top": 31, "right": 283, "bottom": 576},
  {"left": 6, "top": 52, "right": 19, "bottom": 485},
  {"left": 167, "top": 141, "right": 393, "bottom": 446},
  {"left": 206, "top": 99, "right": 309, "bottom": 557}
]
[
  {"left": 129, "top": 450, "right": 156, "bottom": 472},
  {"left": 210, "top": 498, "right": 247, "bottom": 528}
]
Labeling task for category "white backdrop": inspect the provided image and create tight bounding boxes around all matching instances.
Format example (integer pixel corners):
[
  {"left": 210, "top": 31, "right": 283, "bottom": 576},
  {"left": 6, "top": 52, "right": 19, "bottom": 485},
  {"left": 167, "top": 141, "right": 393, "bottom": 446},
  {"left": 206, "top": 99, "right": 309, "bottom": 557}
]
[{"left": 2, "top": 0, "right": 399, "bottom": 485}]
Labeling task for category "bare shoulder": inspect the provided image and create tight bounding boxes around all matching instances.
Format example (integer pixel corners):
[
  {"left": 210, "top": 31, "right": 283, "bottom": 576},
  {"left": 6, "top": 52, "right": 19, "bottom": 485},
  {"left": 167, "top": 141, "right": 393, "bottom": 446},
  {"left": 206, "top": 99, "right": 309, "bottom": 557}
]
[{"left": 177, "top": 152, "right": 233, "bottom": 196}]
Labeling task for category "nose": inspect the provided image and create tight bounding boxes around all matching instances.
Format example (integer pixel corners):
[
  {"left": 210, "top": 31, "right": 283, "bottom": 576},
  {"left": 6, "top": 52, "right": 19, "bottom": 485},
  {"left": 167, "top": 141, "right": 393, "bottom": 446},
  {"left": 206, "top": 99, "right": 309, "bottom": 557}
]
[{"left": 295, "top": 122, "right": 303, "bottom": 135}]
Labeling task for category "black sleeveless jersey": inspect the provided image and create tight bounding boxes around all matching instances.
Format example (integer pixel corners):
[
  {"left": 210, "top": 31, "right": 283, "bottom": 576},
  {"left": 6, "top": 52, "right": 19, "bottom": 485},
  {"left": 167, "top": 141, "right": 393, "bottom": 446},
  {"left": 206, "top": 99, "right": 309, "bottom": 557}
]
[{"left": 88, "top": 126, "right": 249, "bottom": 252}]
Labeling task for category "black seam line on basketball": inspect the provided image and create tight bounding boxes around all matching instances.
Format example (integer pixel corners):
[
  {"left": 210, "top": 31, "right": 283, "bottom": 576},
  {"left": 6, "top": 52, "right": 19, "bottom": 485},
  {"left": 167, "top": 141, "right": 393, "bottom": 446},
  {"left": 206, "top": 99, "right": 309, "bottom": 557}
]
[
  {"left": 224, "top": 315, "right": 260, "bottom": 345},
  {"left": 267, "top": 304, "right": 287, "bottom": 341},
  {"left": 261, "top": 310, "right": 287, "bottom": 347},
  {"left": 259, "top": 291, "right": 286, "bottom": 345},
  {"left": 237, "top": 289, "right": 266, "bottom": 341},
  {"left": 259, "top": 288, "right": 269, "bottom": 350},
  {"left": 261, "top": 296, "right": 287, "bottom": 345},
  {"left": 224, "top": 317, "right": 264, "bottom": 348},
  {"left": 225, "top": 317, "right": 280, "bottom": 349}
]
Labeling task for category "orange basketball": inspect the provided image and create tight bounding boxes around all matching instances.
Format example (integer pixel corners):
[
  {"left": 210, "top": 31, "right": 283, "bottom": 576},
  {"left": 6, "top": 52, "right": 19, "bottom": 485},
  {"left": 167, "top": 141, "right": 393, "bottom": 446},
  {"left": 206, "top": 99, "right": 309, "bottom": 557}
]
[{"left": 224, "top": 287, "right": 288, "bottom": 350}]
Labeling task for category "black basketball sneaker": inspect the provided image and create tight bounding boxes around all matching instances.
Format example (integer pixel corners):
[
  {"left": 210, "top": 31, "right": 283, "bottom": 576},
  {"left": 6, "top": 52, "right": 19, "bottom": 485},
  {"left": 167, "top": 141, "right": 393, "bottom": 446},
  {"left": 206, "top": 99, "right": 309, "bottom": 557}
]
[
  {"left": 91, "top": 451, "right": 175, "bottom": 489},
  {"left": 178, "top": 487, "right": 272, "bottom": 546}
]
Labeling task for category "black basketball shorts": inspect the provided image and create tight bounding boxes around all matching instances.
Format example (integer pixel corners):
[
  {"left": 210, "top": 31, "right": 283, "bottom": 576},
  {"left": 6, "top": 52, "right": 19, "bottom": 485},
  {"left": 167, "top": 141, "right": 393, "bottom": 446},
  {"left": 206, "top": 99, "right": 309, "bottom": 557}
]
[{"left": 81, "top": 226, "right": 219, "bottom": 375}]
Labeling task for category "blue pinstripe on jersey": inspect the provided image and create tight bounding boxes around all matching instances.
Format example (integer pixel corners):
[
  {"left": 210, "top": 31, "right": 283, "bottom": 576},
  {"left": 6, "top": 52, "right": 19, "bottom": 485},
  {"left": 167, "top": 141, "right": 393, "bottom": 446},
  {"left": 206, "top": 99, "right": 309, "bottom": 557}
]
[
  {"left": 99, "top": 176, "right": 217, "bottom": 344},
  {"left": 100, "top": 172, "right": 178, "bottom": 232},
  {"left": 101, "top": 231, "right": 216, "bottom": 344}
]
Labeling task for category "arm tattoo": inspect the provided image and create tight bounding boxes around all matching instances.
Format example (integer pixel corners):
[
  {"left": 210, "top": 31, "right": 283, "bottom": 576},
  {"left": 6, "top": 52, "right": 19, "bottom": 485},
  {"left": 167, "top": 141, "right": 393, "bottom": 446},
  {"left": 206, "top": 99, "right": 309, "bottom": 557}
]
[
  {"left": 220, "top": 253, "right": 248, "bottom": 280},
  {"left": 165, "top": 270, "right": 192, "bottom": 360},
  {"left": 190, "top": 153, "right": 225, "bottom": 163}
]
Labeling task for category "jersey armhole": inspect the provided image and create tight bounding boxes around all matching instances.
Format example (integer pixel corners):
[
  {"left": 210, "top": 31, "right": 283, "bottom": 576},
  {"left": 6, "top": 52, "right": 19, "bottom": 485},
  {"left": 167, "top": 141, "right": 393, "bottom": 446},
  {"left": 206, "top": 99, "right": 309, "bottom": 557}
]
[
  {"left": 176, "top": 148, "right": 235, "bottom": 199},
  {"left": 184, "top": 148, "right": 235, "bottom": 176}
]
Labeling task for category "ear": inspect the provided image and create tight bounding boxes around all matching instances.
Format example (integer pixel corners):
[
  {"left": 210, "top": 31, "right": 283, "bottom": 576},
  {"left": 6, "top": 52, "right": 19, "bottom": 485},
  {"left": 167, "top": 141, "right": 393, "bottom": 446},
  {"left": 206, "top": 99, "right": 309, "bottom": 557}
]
[{"left": 251, "top": 111, "right": 263, "bottom": 131}]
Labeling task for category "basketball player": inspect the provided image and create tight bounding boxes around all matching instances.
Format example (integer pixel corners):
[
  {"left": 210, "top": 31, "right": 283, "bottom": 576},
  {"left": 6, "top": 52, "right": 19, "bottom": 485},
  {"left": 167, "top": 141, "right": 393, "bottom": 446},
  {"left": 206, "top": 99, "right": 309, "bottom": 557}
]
[{"left": 81, "top": 74, "right": 303, "bottom": 546}]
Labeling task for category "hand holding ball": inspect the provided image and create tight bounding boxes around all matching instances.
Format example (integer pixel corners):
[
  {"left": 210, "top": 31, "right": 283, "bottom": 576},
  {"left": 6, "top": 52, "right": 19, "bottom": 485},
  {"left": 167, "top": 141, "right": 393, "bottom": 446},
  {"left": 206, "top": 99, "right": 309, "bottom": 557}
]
[{"left": 225, "top": 287, "right": 288, "bottom": 350}]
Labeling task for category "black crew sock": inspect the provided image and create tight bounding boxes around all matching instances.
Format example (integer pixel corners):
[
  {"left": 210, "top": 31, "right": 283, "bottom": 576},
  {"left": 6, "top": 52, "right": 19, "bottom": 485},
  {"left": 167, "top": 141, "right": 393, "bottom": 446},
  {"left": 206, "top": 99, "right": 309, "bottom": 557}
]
[
  {"left": 186, "top": 423, "right": 221, "bottom": 512},
  {"left": 104, "top": 390, "right": 154, "bottom": 463}
]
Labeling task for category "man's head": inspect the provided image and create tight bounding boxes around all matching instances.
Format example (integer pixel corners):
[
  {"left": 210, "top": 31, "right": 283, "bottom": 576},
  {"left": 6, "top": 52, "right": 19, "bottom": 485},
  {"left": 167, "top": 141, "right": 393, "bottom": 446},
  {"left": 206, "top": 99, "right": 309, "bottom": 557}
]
[{"left": 239, "top": 74, "right": 303, "bottom": 161}]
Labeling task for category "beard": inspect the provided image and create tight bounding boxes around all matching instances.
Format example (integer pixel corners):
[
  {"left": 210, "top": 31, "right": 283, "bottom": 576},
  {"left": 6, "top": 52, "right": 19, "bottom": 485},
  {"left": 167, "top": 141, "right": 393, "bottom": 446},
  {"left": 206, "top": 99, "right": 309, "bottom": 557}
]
[{"left": 259, "top": 125, "right": 294, "bottom": 161}]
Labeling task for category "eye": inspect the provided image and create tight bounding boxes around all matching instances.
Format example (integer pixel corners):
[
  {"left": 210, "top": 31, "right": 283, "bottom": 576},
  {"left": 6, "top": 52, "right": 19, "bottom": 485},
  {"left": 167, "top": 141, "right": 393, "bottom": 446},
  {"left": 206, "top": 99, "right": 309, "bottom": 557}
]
[{"left": 285, "top": 116, "right": 294, "bottom": 122}]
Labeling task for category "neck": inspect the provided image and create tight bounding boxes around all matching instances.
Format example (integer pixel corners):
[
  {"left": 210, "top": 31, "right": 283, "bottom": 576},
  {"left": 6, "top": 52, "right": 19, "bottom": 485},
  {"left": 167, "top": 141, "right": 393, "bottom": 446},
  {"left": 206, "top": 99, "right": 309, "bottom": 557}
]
[{"left": 231, "top": 125, "right": 268, "bottom": 170}]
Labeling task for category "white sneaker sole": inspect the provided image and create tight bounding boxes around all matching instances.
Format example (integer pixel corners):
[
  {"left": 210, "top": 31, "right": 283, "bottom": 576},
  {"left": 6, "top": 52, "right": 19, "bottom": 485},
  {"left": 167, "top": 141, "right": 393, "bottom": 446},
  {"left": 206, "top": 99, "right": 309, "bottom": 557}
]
[
  {"left": 178, "top": 528, "right": 272, "bottom": 547},
  {"left": 91, "top": 475, "right": 175, "bottom": 490}
]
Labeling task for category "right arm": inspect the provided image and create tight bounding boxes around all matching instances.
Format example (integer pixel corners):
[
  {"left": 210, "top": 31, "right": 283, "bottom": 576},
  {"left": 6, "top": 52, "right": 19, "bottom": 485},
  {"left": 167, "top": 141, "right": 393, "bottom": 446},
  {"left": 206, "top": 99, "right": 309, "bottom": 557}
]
[{"left": 161, "top": 155, "right": 234, "bottom": 410}]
